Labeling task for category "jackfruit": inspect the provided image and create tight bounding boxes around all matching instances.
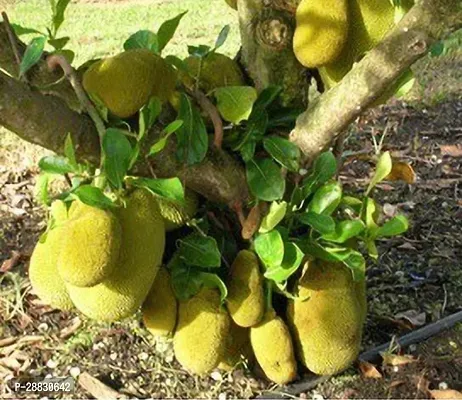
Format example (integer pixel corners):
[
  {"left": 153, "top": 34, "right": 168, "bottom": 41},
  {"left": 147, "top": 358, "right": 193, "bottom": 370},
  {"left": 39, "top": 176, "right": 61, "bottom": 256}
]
[
  {"left": 173, "top": 288, "right": 230, "bottom": 374},
  {"left": 224, "top": 0, "right": 237, "bottom": 10},
  {"left": 293, "top": 0, "right": 349, "bottom": 68},
  {"left": 83, "top": 49, "right": 177, "bottom": 118},
  {"left": 58, "top": 205, "right": 121, "bottom": 287},
  {"left": 218, "top": 322, "right": 252, "bottom": 371},
  {"left": 157, "top": 190, "right": 198, "bottom": 232},
  {"left": 66, "top": 189, "right": 165, "bottom": 321},
  {"left": 29, "top": 202, "right": 73, "bottom": 311},
  {"left": 182, "top": 53, "right": 245, "bottom": 93},
  {"left": 250, "top": 310, "right": 297, "bottom": 385},
  {"left": 142, "top": 268, "right": 177, "bottom": 337},
  {"left": 226, "top": 250, "right": 264, "bottom": 327},
  {"left": 287, "top": 260, "right": 365, "bottom": 375}
]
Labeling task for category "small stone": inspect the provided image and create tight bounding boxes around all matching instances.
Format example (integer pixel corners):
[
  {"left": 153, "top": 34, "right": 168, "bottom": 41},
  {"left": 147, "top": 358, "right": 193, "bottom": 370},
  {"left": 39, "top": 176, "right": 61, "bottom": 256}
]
[
  {"left": 38, "top": 323, "right": 48, "bottom": 332},
  {"left": 138, "top": 352, "right": 149, "bottom": 361},
  {"left": 393, "top": 366, "right": 399, "bottom": 372},
  {"left": 165, "top": 354, "right": 174, "bottom": 363},
  {"left": 409, "top": 344, "right": 417, "bottom": 352},
  {"left": 69, "top": 367, "right": 81, "bottom": 378},
  {"left": 218, "top": 393, "right": 227, "bottom": 400},
  {"left": 211, "top": 371, "right": 222, "bottom": 381},
  {"left": 46, "top": 360, "right": 57, "bottom": 369},
  {"left": 439, "top": 382, "right": 448, "bottom": 390},
  {"left": 300, "top": 394, "right": 307, "bottom": 399},
  {"left": 109, "top": 353, "right": 117, "bottom": 361},
  {"left": 165, "top": 378, "right": 172, "bottom": 386}
]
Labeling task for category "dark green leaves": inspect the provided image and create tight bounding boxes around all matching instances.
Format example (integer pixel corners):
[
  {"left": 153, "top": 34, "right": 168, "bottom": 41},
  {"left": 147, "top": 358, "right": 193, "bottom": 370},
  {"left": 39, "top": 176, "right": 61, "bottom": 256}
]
[
  {"left": 20, "top": 36, "right": 47, "bottom": 78},
  {"left": 128, "top": 177, "right": 185, "bottom": 203},
  {"left": 178, "top": 234, "right": 221, "bottom": 268},
  {"left": 170, "top": 262, "right": 204, "bottom": 301},
  {"left": 139, "top": 97, "right": 162, "bottom": 140},
  {"left": 301, "top": 151, "right": 337, "bottom": 198},
  {"left": 372, "top": 215, "right": 409, "bottom": 238},
  {"left": 322, "top": 220, "right": 365, "bottom": 243},
  {"left": 214, "top": 25, "right": 230, "bottom": 50},
  {"left": 215, "top": 86, "right": 258, "bottom": 124},
  {"left": 308, "top": 182, "right": 343, "bottom": 215},
  {"left": 51, "top": 0, "right": 71, "bottom": 36},
  {"left": 246, "top": 158, "right": 285, "bottom": 201},
  {"left": 263, "top": 136, "right": 301, "bottom": 172},
  {"left": 71, "top": 185, "right": 116, "bottom": 210},
  {"left": 264, "top": 242, "right": 304, "bottom": 283},
  {"left": 157, "top": 12, "right": 187, "bottom": 53},
  {"left": 102, "top": 128, "right": 133, "bottom": 189},
  {"left": 299, "top": 212, "right": 336, "bottom": 235},
  {"left": 124, "top": 30, "right": 159, "bottom": 53},
  {"left": 39, "top": 156, "right": 75, "bottom": 175},
  {"left": 254, "top": 230, "right": 284, "bottom": 269}
]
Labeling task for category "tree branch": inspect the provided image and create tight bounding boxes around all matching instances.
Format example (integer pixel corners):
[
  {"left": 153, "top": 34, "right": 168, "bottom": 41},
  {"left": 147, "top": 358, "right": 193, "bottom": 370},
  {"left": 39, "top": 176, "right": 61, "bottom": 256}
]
[{"left": 289, "top": 0, "right": 462, "bottom": 162}]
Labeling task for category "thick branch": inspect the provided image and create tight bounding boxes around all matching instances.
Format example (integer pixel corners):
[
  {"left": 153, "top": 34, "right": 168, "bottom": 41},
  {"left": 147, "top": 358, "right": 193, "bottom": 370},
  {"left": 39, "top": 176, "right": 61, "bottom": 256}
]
[
  {"left": 289, "top": 0, "right": 462, "bottom": 162},
  {"left": 0, "top": 72, "right": 248, "bottom": 205}
]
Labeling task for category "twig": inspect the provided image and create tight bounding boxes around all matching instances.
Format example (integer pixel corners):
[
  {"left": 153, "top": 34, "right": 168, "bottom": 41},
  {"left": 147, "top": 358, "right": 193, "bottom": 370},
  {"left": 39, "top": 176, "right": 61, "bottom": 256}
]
[
  {"left": 46, "top": 55, "right": 106, "bottom": 159},
  {"left": 1, "top": 12, "right": 26, "bottom": 82},
  {"left": 333, "top": 130, "right": 347, "bottom": 177},
  {"left": 186, "top": 87, "right": 224, "bottom": 149}
]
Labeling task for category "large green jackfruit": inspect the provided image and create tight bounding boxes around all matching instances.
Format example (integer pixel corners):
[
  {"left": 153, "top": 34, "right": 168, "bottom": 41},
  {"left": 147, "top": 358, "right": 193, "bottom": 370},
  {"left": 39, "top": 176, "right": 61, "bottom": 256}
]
[
  {"left": 83, "top": 49, "right": 177, "bottom": 118},
  {"left": 29, "top": 201, "right": 73, "bottom": 311},
  {"left": 66, "top": 189, "right": 165, "bottom": 321},
  {"left": 182, "top": 53, "right": 245, "bottom": 93},
  {"left": 293, "top": 0, "right": 349, "bottom": 68},
  {"left": 250, "top": 310, "right": 297, "bottom": 385},
  {"left": 218, "top": 322, "right": 252, "bottom": 371},
  {"left": 157, "top": 190, "right": 198, "bottom": 232},
  {"left": 58, "top": 205, "right": 121, "bottom": 287},
  {"left": 226, "top": 250, "right": 264, "bottom": 327},
  {"left": 142, "top": 268, "right": 177, "bottom": 337},
  {"left": 287, "top": 260, "right": 366, "bottom": 375},
  {"left": 173, "top": 288, "right": 230, "bottom": 375}
]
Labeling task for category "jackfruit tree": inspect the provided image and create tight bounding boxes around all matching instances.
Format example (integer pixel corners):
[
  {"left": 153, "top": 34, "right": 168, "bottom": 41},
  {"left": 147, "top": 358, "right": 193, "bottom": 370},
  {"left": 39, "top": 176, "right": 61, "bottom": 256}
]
[{"left": 0, "top": 0, "right": 461, "bottom": 387}]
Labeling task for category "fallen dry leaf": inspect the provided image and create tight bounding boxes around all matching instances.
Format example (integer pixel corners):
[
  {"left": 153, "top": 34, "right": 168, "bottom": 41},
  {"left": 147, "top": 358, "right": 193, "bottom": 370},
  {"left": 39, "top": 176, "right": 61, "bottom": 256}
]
[
  {"left": 60, "top": 317, "right": 82, "bottom": 339},
  {"left": 78, "top": 372, "right": 127, "bottom": 399},
  {"left": 395, "top": 310, "right": 426, "bottom": 328},
  {"left": 381, "top": 353, "right": 418, "bottom": 366},
  {"left": 389, "top": 380, "right": 405, "bottom": 388},
  {"left": 387, "top": 162, "right": 417, "bottom": 184},
  {"left": 0, "top": 251, "right": 22, "bottom": 273},
  {"left": 440, "top": 144, "right": 462, "bottom": 158},
  {"left": 359, "top": 361, "right": 383, "bottom": 379},
  {"left": 241, "top": 204, "right": 261, "bottom": 240},
  {"left": 429, "top": 390, "right": 462, "bottom": 399}
]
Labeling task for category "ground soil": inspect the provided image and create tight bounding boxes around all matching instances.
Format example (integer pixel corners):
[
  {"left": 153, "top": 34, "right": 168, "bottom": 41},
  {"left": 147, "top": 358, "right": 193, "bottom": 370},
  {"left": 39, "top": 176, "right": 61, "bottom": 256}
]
[{"left": 1, "top": 61, "right": 461, "bottom": 400}]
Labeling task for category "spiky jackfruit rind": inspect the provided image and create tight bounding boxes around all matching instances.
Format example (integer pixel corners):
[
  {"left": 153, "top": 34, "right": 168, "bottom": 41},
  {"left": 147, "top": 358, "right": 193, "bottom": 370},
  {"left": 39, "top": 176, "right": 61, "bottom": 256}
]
[
  {"left": 142, "top": 268, "right": 177, "bottom": 337},
  {"left": 182, "top": 53, "right": 245, "bottom": 93},
  {"left": 250, "top": 310, "right": 297, "bottom": 385},
  {"left": 83, "top": 49, "right": 177, "bottom": 118},
  {"left": 58, "top": 207, "right": 121, "bottom": 287},
  {"left": 293, "top": 0, "right": 349, "bottom": 68},
  {"left": 226, "top": 250, "right": 265, "bottom": 327},
  {"left": 29, "top": 217, "right": 73, "bottom": 311},
  {"left": 173, "top": 288, "right": 230, "bottom": 375},
  {"left": 157, "top": 191, "right": 199, "bottom": 232},
  {"left": 287, "top": 260, "right": 365, "bottom": 376},
  {"left": 67, "top": 189, "right": 165, "bottom": 321}
]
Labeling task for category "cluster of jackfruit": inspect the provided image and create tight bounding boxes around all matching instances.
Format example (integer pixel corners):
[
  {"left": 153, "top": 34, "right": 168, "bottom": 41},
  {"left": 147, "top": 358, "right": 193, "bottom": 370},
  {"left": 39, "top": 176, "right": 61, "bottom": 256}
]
[
  {"left": 29, "top": 189, "right": 166, "bottom": 321},
  {"left": 293, "top": 0, "right": 414, "bottom": 100}
]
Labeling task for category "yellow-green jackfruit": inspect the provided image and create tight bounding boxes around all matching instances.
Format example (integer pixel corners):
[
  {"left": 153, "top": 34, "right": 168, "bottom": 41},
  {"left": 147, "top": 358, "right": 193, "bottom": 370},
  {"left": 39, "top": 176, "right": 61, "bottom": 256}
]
[
  {"left": 83, "top": 49, "right": 177, "bottom": 118},
  {"left": 218, "top": 322, "right": 252, "bottom": 371},
  {"left": 293, "top": 0, "right": 349, "bottom": 68},
  {"left": 157, "top": 190, "right": 198, "bottom": 232},
  {"left": 182, "top": 53, "right": 244, "bottom": 93},
  {"left": 142, "top": 268, "right": 177, "bottom": 337},
  {"left": 250, "top": 310, "right": 297, "bottom": 385},
  {"left": 173, "top": 288, "right": 230, "bottom": 375},
  {"left": 226, "top": 250, "right": 264, "bottom": 327},
  {"left": 66, "top": 189, "right": 165, "bottom": 321},
  {"left": 287, "top": 260, "right": 365, "bottom": 375},
  {"left": 224, "top": 0, "right": 237, "bottom": 10},
  {"left": 29, "top": 201, "right": 73, "bottom": 311},
  {"left": 58, "top": 205, "right": 121, "bottom": 287}
]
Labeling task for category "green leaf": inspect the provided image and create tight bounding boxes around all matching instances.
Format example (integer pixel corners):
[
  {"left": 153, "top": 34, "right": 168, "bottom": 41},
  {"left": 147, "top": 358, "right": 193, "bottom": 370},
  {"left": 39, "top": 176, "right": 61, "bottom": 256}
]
[
  {"left": 214, "top": 25, "right": 230, "bottom": 50},
  {"left": 11, "top": 24, "right": 44, "bottom": 36},
  {"left": 52, "top": 0, "right": 71, "bottom": 35},
  {"left": 235, "top": 111, "right": 268, "bottom": 161},
  {"left": 102, "top": 128, "right": 133, "bottom": 189},
  {"left": 39, "top": 155, "right": 74, "bottom": 175},
  {"left": 148, "top": 120, "right": 183, "bottom": 156},
  {"left": 259, "top": 201, "right": 287, "bottom": 233},
  {"left": 322, "top": 220, "right": 366, "bottom": 243},
  {"left": 170, "top": 260, "right": 204, "bottom": 301},
  {"left": 366, "top": 151, "right": 392, "bottom": 195},
  {"left": 366, "top": 239, "right": 379, "bottom": 260},
  {"left": 199, "top": 272, "right": 228, "bottom": 302},
  {"left": 253, "top": 85, "right": 282, "bottom": 110},
  {"left": 128, "top": 177, "right": 185, "bottom": 203},
  {"left": 342, "top": 196, "right": 363, "bottom": 214},
  {"left": 188, "top": 45, "right": 211, "bottom": 58},
  {"left": 364, "top": 197, "right": 379, "bottom": 231},
  {"left": 307, "top": 181, "right": 342, "bottom": 215},
  {"left": 64, "top": 133, "right": 78, "bottom": 170},
  {"left": 175, "top": 93, "right": 208, "bottom": 165},
  {"left": 246, "top": 158, "right": 285, "bottom": 201},
  {"left": 139, "top": 97, "right": 162, "bottom": 140},
  {"left": 264, "top": 242, "right": 304, "bottom": 283},
  {"left": 124, "top": 30, "right": 159, "bottom": 53},
  {"left": 71, "top": 185, "right": 116, "bottom": 210},
  {"left": 373, "top": 215, "right": 409, "bottom": 238},
  {"left": 254, "top": 230, "right": 284, "bottom": 269},
  {"left": 302, "top": 151, "right": 337, "bottom": 198},
  {"left": 20, "top": 36, "right": 47, "bottom": 77},
  {"left": 430, "top": 41, "right": 445, "bottom": 58},
  {"left": 48, "top": 36, "right": 69, "bottom": 50},
  {"left": 163, "top": 119, "right": 184, "bottom": 135},
  {"left": 263, "top": 136, "right": 301, "bottom": 172},
  {"left": 298, "top": 212, "right": 336, "bottom": 235},
  {"left": 342, "top": 251, "right": 366, "bottom": 282},
  {"left": 157, "top": 11, "right": 187, "bottom": 53},
  {"left": 214, "top": 86, "right": 258, "bottom": 124},
  {"left": 35, "top": 174, "right": 50, "bottom": 205},
  {"left": 178, "top": 234, "right": 221, "bottom": 268}
]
